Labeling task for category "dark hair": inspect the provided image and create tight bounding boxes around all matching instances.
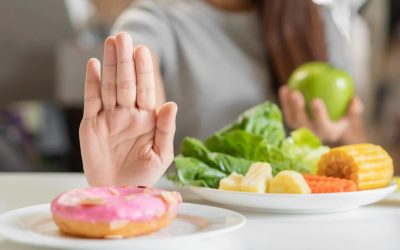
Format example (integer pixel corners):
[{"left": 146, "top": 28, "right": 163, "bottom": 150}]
[{"left": 255, "top": 0, "right": 328, "bottom": 92}]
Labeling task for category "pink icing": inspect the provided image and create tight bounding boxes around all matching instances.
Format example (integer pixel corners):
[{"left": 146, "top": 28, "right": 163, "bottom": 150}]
[{"left": 51, "top": 186, "right": 182, "bottom": 223}]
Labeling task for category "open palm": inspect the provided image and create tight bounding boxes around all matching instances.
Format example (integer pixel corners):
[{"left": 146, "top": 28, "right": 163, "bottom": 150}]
[{"left": 79, "top": 32, "right": 177, "bottom": 187}]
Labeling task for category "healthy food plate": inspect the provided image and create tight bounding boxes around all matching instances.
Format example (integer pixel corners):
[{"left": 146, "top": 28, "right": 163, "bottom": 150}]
[
  {"left": 0, "top": 203, "right": 245, "bottom": 250},
  {"left": 189, "top": 183, "right": 397, "bottom": 214}
]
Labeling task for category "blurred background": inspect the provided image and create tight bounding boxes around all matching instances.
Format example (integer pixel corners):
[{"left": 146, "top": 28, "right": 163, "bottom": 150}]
[{"left": 0, "top": 0, "right": 399, "bottom": 174}]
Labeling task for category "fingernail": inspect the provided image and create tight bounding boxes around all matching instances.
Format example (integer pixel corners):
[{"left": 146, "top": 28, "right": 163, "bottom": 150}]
[
  {"left": 135, "top": 46, "right": 152, "bottom": 70},
  {"left": 117, "top": 32, "right": 132, "bottom": 46},
  {"left": 136, "top": 46, "right": 151, "bottom": 58}
]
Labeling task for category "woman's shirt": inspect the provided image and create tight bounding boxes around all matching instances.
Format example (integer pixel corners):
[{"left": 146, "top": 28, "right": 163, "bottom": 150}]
[{"left": 112, "top": 0, "right": 369, "bottom": 149}]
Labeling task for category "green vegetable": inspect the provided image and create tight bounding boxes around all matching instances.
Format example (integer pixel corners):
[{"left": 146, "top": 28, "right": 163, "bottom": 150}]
[
  {"left": 218, "top": 102, "right": 285, "bottom": 146},
  {"left": 205, "top": 129, "right": 309, "bottom": 175},
  {"left": 180, "top": 137, "right": 252, "bottom": 175},
  {"left": 281, "top": 128, "right": 329, "bottom": 174},
  {"left": 205, "top": 130, "right": 281, "bottom": 163},
  {"left": 206, "top": 130, "right": 267, "bottom": 160},
  {"left": 174, "top": 156, "right": 226, "bottom": 188},
  {"left": 290, "top": 127, "right": 321, "bottom": 148},
  {"left": 170, "top": 101, "right": 329, "bottom": 187}
]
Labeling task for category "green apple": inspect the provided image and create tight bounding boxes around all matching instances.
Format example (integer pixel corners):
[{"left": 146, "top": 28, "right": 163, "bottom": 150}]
[{"left": 288, "top": 62, "right": 354, "bottom": 121}]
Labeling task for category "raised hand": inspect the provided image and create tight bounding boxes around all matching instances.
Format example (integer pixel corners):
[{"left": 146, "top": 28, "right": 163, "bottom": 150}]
[
  {"left": 79, "top": 32, "right": 177, "bottom": 187},
  {"left": 279, "top": 85, "right": 365, "bottom": 144}
]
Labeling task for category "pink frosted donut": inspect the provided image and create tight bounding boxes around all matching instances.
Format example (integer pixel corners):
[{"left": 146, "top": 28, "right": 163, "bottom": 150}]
[{"left": 51, "top": 186, "right": 182, "bottom": 239}]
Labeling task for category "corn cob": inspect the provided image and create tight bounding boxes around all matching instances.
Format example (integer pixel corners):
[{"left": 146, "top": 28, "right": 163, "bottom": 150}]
[
  {"left": 317, "top": 144, "right": 393, "bottom": 190},
  {"left": 219, "top": 172, "right": 244, "bottom": 191},
  {"left": 394, "top": 177, "right": 400, "bottom": 192},
  {"left": 240, "top": 162, "right": 272, "bottom": 193},
  {"left": 304, "top": 175, "right": 357, "bottom": 193},
  {"left": 268, "top": 170, "right": 311, "bottom": 194}
]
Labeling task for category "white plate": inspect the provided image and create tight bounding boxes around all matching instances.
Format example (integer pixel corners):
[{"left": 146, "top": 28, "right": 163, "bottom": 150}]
[
  {"left": 0, "top": 203, "right": 245, "bottom": 250},
  {"left": 189, "top": 183, "right": 397, "bottom": 214}
]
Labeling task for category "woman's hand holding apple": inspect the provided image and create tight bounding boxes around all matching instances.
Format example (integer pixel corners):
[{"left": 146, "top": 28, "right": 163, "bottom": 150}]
[{"left": 279, "top": 85, "right": 365, "bottom": 145}]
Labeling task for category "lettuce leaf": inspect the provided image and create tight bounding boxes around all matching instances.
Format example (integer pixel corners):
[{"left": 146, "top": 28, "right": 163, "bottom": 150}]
[
  {"left": 205, "top": 130, "right": 266, "bottom": 160},
  {"left": 180, "top": 137, "right": 252, "bottom": 175},
  {"left": 174, "top": 156, "right": 226, "bottom": 188},
  {"left": 290, "top": 127, "right": 322, "bottom": 148},
  {"left": 205, "top": 129, "right": 310, "bottom": 175},
  {"left": 281, "top": 128, "right": 329, "bottom": 174},
  {"left": 218, "top": 102, "right": 285, "bottom": 146},
  {"left": 171, "top": 102, "right": 329, "bottom": 187}
]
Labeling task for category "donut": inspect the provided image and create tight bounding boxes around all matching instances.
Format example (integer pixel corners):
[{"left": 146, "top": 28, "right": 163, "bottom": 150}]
[{"left": 51, "top": 186, "right": 182, "bottom": 239}]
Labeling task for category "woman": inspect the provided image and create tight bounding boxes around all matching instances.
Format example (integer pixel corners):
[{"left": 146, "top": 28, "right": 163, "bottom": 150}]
[{"left": 80, "top": 0, "right": 368, "bottom": 186}]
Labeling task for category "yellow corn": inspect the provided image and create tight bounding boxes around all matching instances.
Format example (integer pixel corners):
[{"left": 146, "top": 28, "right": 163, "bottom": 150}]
[
  {"left": 240, "top": 162, "right": 272, "bottom": 193},
  {"left": 317, "top": 144, "right": 393, "bottom": 190},
  {"left": 268, "top": 170, "right": 311, "bottom": 194},
  {"left": 219, "top": 172, "right": 244, "bottom": 191},
  {"left": 394, "top": 177, "right": 400, "bottom": 192}
]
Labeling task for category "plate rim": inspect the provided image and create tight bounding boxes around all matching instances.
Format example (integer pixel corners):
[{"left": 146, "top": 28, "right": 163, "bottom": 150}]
[
  {"left": 189, "top": 182, "right": 398, "bottom": 198},
  {"left": 188, "top": 182, "right": 398, "bottom": 213},
  {"left": 0, "top": 202, "right": 246, "bottom": 249}
]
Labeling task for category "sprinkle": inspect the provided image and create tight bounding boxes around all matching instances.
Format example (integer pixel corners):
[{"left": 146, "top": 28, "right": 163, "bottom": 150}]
[
  {"left": 137, "top": 185, "right": 147, "bottom": 188},
  {"left": 108, "top": 187, "right": 120, "bottom": 196},
  {"left": 105, "top": 235, "right": 123, "bottom": 240},
  {"left": 110, "top": 220, "right": 129, "bottom": 230},
  {"left": 160, "top": 191, "right": 178, "bottom": 204},
  {"left": 124, "top": 194, "right": 136, "bottom": 201},
  {"left": 155, "top": 211, "right": 165, "bottom": 218},
  {"left": 79, "top": 197, "right": 104, "bottom": 206},
  {"left": 143, "top": 188, "right": 153, "bottom": 194}
]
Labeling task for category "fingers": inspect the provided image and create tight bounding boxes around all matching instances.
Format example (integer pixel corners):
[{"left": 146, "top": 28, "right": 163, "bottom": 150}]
[
  {"left": 135, "top": 46, "right": 156, "bottom": 111},
  {"left": 83, "top": 58, "right": 102, "bottom": 119},
  {"left": 115, "top": 32, "right": 136, "bottom": 108},
  {"left": 154, "top": 102, "right": 178, "bottom": 163},
  {"left": 289, "top": 90, "right": 312, "bottom": 128},
  {"left": 312, "top": 99, "right": 348, "bottom": 142},
  {"left": 101, "top": 36, "right": 117, "bottom": 110},
  {"left": 346, "top": 96, "right": 364, "bottom": 118},
  {"left": 312, "top": 99, "right": 331, "bottom": 130},
  {"left": 279, "top": 86, "right": 295, "bottom": 126}
]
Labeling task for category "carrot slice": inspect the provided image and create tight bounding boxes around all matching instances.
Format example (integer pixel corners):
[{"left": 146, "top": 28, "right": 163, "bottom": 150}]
[{"left": 303, "top": 175, "right": 358, "bottom": 193}]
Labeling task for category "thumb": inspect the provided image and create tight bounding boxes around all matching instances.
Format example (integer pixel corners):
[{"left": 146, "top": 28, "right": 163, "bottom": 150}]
[{"left": 154, "top": 102, "right": 178, "bottom": 163}]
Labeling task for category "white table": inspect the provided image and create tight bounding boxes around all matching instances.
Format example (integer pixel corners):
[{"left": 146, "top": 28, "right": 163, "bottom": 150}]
[{"left": 0, "top": 173, "right": 399, "bottom": 250}]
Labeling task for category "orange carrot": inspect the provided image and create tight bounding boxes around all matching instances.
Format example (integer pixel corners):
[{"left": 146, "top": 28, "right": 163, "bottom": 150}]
[{"left": 303, "top": 175, "right": 358, "bottom": 193}]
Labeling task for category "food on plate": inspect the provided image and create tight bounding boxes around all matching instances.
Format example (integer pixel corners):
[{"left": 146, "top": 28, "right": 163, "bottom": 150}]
[
  {"left": 317, "top": 144, "right": 393, "bottom": 190},
  {"left": 268, "top": 170, "right": 311, "bottom": 194},
  {"left": 168, "top": 101, "right": 394, "bottom": 195},
  {"left": 219, "top": 172, "right": 244, "bottom": 191},
  {"left": 288, "top": 62, "right": 354, "bottom": 121},
  {"left": 169, "top": 102, "right": 328, "bottom": 188},
  {"left": 51, "top": 186, "right": 181, "bottom": 239},
  {"left": 395, "top": 177, "right": 400, "bottom": 191},
  {"left": 218, "top": 163, "right": 273, "bottom": 193},
  {"left": 240, "top": 162, "right": 272, "bottom": 193},
  {"left": 304, "top": 175, "right": 357, "bottom": 193}
]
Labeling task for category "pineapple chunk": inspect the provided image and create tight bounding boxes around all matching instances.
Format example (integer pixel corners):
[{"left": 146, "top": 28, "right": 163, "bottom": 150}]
[
  {"left": 219, "top": 172, "right": 244, "bottom": 191},
  {"left": 269, "top": 170, "right": 311, "bottom": 194},
  {"left": 240, "top": 162, "right": 272, "bottom": 193}
]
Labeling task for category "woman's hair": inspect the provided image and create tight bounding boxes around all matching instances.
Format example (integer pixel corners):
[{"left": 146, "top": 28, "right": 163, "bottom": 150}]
[{"left": 255, "top": 0, "right": 328, "bottom": 91}]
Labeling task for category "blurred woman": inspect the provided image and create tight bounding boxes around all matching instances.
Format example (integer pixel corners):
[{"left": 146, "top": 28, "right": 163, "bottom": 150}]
[{"left": 80, "top": 0, "right": 369, "bottom": 186}]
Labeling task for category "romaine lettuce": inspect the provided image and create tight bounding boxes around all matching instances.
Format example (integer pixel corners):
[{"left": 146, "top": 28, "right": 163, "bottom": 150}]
[
  {"left": 170, "top": 102, "right": 329, "bottom": 187},
  {"left": 218, "top": 102, "right": 285, "bottom": 146},
  {"left": 174, "top": 156, "right": 226, "bottom": 188},
  {"left": 180, "top": 137, "right": 252, "bottom": 175}
]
